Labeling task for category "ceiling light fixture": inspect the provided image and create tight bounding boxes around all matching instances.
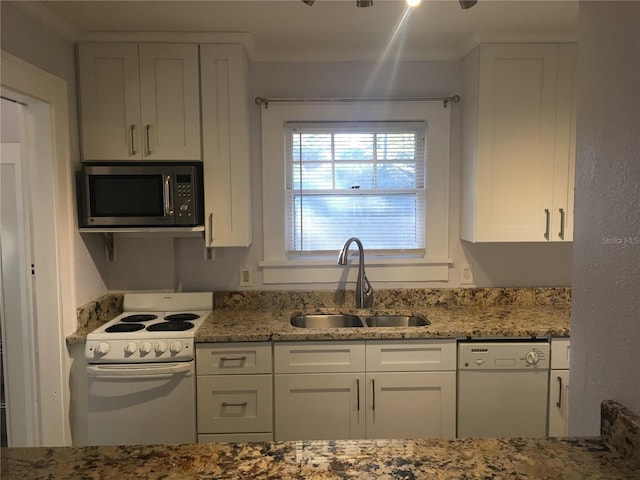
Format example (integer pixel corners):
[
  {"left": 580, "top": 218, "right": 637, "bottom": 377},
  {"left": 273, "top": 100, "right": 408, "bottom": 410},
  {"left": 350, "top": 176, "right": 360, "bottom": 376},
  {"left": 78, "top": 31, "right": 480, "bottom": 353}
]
[
  {"left": 406, "top": 0, "right": 421, "bottom": 6},
  {"left": 302, "top": 0, "right": 314, "bottom": 5},
  {"left": 459, "top": 0, "right": 478, "bottom": 9},
  {"left": 356, "top": 0, "right": 373, "bottom": 6}
]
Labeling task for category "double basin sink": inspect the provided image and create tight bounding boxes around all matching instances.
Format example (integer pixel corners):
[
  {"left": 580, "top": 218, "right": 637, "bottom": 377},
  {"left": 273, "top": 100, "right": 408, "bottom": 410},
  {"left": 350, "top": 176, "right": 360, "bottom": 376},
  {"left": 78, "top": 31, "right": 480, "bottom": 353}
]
[{"left": 290, "top": 313, "right": 430, "bottom": 329}]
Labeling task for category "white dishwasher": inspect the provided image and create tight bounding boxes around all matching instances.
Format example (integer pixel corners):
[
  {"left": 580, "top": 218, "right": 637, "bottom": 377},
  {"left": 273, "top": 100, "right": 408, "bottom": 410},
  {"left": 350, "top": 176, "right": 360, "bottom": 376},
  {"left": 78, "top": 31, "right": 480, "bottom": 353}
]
[{"left": 457, "top": 341, "right": 550, "bottom": 438}]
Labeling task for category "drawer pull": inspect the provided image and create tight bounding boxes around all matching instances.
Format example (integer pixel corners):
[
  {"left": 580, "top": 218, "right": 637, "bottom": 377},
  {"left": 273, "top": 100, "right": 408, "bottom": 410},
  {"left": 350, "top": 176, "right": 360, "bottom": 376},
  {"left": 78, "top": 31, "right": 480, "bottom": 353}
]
[
  {"left": 220, "top": 356, "right": 247, "bottom": 363},
  {"left": 356, "top": 379, "right": 360, "bottom": 411},
  {"left": 221, "top": 402, "right": 248, "bottom": 408}
]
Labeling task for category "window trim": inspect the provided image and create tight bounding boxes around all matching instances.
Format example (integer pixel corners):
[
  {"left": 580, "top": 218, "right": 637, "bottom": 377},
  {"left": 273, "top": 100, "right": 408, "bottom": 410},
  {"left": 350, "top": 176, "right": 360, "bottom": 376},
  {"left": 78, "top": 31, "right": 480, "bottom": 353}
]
[{"left": 260, "top": 101, "right": 451, "bottom": 285}]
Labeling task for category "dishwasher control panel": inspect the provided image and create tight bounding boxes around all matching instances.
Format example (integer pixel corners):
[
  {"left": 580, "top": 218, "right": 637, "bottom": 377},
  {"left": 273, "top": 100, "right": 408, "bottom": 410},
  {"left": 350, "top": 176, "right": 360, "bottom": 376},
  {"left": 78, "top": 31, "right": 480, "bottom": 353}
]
[{"left": 458, "top": 342, "right": 550, "bottom": 370}]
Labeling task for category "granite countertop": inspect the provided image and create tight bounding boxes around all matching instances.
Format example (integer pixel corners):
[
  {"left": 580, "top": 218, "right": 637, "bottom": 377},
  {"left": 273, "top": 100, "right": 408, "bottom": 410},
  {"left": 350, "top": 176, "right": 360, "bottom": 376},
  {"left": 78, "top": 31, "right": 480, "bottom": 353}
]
[
  {"left": 4, "top": 399, "right": 640, "bottom": 480},
  {"left": 67, "top": 288, "right": 572, "bottom": 344},
  {"left": 192, "top": 304, "right": 570, "bottom": 343}
]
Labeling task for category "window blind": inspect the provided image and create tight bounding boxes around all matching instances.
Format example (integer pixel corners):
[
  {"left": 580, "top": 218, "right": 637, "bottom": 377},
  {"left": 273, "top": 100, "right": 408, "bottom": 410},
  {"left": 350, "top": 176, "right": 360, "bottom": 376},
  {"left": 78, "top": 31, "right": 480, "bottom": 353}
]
[{"left": 285, "top": 121, "right": 426, "bottom": 256}]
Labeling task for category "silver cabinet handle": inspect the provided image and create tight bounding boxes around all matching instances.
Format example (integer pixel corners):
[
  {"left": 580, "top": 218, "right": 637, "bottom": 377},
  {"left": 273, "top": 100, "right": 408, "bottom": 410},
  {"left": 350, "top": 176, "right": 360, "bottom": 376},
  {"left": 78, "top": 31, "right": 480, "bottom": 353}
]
[
  {"left": 559, "top": 208, "right": 566, "bottom": 240},
  {"left": 544, "top": 209, "right": 551, "bottom": 240},
  {"left": 129, "top": 125, "right": 136, "bottom": 156},
  {"left": 220, "top": 356, "right": 247, "bottom": 362},
  {"left": 372, "top": 378, "right": 376, "bottom": 412},
  {"left": 221, "top": 402, "right": 248, "bottom": 408},
  {"left": 163, "top": 175, "right": 173, "bottom": 216},
  {"left": 145, "top": 124, "right": 152, "bottom": 156},
  {"left": 356, "top": 378, "right": 360, "bottom": 411},
  {"left": 556, "top": 375, "right": 563, "bottom": 408},
  {"left": 208, "top": 213, "right": 214, "bottom": 245}
]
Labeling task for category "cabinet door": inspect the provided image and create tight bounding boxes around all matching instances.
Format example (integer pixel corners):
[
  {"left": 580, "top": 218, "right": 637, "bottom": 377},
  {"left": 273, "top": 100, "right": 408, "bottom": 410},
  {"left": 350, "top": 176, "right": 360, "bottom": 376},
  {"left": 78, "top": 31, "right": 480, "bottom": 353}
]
[
  {"left": 138, "top": 44, "right": 201, "bottom": 160},
  {"left": 477, "top": 44, "right": 559, "bottom": 241},
  {"left": 197, "top": 374, "right": 272, "bottom": 434},
  {"left": 548, "top": 370, "right": 570, "bottom": 437},
  {"left": 366, "top": 372, "right": 456, "bottom": 439},
  {"left": 200, "top": 44, "right": 252, "bottom": 246},
  {"left": 78, "top": 43, "right": 141, "bottom": 160},
  {"left": 274, "top": 373, "right": 365, "bottom": 440},
  {"left": 552, "top": 44, "right": 577, "bottom": 242}
]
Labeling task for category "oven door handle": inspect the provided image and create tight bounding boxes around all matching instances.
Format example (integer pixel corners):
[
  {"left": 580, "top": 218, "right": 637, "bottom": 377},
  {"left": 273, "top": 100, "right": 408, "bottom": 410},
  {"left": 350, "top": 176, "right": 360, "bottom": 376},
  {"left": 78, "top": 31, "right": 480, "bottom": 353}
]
[{"left": 87, "top": 362, "right": 192, "bottom": 378}]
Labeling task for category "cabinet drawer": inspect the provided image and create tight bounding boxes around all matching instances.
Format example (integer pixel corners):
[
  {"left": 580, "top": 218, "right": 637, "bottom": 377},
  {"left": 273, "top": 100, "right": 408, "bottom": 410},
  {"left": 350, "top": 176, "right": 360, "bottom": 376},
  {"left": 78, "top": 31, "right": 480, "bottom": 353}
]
[
  {"left": 274, "top": 342, "right": 365, "bottom": 373},
  {"left": 197, "top": 375, "right": 272, "bottom": 434},
  {"left": 551, "top": 337, "right": 570, "bottom": 369},
  {"left": 198, "top": 432, "right": 273, "bottom": 443},
  {"left": 196, "top": 342, "right": 272, "bottom": 374},
  {"left": 366, "top": 340, "right": 457, "bottom": 372}
]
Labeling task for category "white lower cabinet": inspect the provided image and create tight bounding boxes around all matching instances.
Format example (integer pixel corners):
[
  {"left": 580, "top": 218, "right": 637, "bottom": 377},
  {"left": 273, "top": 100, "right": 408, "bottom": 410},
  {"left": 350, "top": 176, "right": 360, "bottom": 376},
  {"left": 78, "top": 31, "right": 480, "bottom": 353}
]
[
  {"left": 274, "top": 340, "right": 456, "bottom": 441},
  {"left": 548, "top": 337, "right": 570, "bottom": 437},
  {"left": 196, "top": 343, "right": 273, "bottom": 442}
]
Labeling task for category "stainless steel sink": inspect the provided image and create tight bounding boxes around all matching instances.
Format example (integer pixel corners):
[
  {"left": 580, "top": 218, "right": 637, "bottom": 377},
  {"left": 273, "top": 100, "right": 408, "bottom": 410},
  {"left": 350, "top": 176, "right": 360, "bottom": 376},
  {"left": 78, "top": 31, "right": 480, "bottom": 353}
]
[
  {"left": 364, "top": 315, "right": 430, "bottom": 327},
  {"left": 290, "top": 314, "right": 365, "bottom": 328},
  {"left": 289, "top": 313, "right": 429, "bottom": 328}
]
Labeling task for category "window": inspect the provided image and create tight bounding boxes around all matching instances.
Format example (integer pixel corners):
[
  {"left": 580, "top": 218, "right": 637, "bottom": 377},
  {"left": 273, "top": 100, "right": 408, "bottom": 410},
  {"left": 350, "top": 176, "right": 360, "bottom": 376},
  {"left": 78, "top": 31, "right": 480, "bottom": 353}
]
[
  {"left": 261, "top": 101, "right": 451, "bottom": 284},
  {"left": 286, "top": 121, "right": 426, "bottom": 256}
]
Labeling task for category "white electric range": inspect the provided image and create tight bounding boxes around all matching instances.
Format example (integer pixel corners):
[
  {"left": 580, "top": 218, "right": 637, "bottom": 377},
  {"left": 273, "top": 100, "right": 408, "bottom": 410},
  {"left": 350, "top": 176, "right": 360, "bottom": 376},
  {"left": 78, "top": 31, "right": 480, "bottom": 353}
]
[{"left": 85, "top": 292, "right": 212, "bottom": 446}]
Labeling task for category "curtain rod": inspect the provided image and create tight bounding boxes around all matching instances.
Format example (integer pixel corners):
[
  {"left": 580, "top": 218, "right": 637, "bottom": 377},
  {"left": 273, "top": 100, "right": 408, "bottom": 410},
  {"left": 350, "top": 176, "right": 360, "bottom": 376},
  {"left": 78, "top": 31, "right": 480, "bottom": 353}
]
[{"left": 254, "top": 94, "right": 460, "bottom": 109}]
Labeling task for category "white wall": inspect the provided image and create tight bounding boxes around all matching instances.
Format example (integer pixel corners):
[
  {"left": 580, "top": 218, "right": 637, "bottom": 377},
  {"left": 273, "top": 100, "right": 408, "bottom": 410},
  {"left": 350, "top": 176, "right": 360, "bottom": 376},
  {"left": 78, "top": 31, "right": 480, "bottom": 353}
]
[
  {"left": 569, "top": 1, "right": 640, "bottom": 435},
  {"left": 1, "top": 1, "right": 107, "bottom": 306},
  {"left": 173, "top": 60, "right": 572, "bottom": 292},
  {"left": 2, "top": 1, "right": 573, "bottom": 294}
]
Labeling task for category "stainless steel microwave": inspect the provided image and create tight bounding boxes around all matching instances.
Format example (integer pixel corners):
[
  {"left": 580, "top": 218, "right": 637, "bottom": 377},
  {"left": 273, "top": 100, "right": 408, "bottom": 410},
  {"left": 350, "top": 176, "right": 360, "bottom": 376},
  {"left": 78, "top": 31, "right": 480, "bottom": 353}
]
[{"left": 79, "top": 163, "right": 203, "bottom": 228}]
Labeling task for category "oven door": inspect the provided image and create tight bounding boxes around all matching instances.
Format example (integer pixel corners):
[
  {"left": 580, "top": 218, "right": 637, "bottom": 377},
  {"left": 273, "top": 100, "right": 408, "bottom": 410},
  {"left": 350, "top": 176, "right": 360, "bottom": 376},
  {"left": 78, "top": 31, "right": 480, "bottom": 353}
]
[{"left": 87, "top": 361, "right": 195, "bottom": 446}]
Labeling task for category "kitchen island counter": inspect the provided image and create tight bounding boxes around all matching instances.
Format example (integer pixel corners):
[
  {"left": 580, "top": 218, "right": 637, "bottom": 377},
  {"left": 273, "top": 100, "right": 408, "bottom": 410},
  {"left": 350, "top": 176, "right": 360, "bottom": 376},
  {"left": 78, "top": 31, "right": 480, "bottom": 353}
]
[
  {"left": 2, "top": 436, "right": 637, "bottom": 479},
  {"left": 5, "top": 400, "right": 637, "bottom": 479}
]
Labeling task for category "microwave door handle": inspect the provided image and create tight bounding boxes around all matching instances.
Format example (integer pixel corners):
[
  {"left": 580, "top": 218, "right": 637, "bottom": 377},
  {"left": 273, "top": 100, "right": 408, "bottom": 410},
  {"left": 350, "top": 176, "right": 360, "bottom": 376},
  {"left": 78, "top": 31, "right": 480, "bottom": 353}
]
[{"left": 164, "top": 175, "right": 174, "bottom": 217}]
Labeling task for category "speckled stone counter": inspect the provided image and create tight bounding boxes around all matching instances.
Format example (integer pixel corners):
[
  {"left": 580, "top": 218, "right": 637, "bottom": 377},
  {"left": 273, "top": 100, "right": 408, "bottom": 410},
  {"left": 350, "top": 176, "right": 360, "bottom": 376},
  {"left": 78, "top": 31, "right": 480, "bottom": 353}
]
[
  {"left": 3, "top": 401, "right": 638, "bottom": 480},
  {"left": 66, "top": 288, "right": 571, "bottom": 344}
]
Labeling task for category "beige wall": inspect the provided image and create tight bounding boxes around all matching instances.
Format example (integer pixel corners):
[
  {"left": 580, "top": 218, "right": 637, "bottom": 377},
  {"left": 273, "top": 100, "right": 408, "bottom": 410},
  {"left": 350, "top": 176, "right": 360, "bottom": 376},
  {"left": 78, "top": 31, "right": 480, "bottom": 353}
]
[
  {"left": 569, "top": 1, "right": 640, "bottom": 435},
  {"left": 1, "top": 1, "right": 107, "bottom": 305},
  {"left": 2, "top": 2, "right": 573, "bottom": 295}
]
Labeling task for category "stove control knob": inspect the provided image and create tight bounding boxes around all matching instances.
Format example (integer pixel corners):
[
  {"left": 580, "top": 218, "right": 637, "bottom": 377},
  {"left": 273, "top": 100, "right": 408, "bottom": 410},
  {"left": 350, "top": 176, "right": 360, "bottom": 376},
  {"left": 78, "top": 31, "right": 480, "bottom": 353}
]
[
  {"left": 124, "top": 342, "right": 137, "bottom": 355},
  {"left": 525, "top": 350, "right": 540, "bottom": 365},
  {"left": 170, "top": 341, "right": 182, "bottom": 355},
  {"left": 96, "top": 342, "right": 110, "bottom": 356},
  {"left": 140, "top": 342, "right": 152, "bottom": 355},
  {"left": 155, "top": 342, "right": 167, "bottom": 355}
]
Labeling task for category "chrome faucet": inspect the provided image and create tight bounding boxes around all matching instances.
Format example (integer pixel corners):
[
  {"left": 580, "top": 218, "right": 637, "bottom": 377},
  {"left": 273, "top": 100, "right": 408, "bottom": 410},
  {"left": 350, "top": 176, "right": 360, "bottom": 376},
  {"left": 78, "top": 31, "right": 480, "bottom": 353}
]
[{"left": 338, "top": 237, "right": 374, "bottom": 308}]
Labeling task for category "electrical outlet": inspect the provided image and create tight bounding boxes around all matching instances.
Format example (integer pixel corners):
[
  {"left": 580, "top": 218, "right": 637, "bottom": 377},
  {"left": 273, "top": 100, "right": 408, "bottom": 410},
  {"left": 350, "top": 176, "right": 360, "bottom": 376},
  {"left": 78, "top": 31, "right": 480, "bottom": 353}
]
[
  {"left": 460, "top": 264, "right": 474, "bottom": 284},
  {"left": 239, "top": 267, "right": 253, "bottom": 287}
]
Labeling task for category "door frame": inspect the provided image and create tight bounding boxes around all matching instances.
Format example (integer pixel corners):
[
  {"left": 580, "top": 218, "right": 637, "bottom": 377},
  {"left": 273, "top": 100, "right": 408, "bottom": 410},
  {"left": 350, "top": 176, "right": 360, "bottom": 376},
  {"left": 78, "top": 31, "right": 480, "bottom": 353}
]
[{"left": 1, "top": 50, "right": 76, "bottom": 446}]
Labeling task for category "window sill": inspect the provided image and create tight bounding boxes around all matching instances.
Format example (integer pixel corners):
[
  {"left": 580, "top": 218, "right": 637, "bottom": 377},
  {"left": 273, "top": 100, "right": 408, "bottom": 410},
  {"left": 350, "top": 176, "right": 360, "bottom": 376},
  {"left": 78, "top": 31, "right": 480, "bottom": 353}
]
[{"left": 259, "top": 258, "right": 453, "bottom": 284}]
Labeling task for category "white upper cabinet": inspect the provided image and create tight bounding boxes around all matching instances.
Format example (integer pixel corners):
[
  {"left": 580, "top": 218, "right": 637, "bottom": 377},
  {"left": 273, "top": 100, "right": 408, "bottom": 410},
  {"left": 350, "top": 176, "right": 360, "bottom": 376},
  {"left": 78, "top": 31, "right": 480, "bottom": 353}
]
[
  {"left": 199, "top": 44, "right": 253, "bottom": 247},
  {"left": 460, "top": 43, "right": 577, "bottom": 242},
  {"left": 78, "top": 43, "right": 201, "bottom": 161}
]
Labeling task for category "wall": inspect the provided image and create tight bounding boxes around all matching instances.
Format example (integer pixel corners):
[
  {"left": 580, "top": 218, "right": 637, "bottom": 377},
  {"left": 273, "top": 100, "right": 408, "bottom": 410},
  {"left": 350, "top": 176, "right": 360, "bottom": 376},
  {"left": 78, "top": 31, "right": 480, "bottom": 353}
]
[
  {"left": 0, "top": 1, "right": 107, "bottom": 306},
  {"left": 172, "top": 60, "right": 572, "bottom": 292},
  {"left": 569, "top": 1, "right": 640, "bottom": 435},
  {"left": 1, "top": 1, "right": 574, "bottom": 295}
]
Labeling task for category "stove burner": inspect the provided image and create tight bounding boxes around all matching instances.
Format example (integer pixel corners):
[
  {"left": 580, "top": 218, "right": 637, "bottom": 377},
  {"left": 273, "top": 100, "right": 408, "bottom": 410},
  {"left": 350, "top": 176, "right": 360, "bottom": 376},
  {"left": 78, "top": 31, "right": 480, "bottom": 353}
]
[
  {"left": 164, "top": 313, "right": 200, "bottom": 321},
  {"left": 120, "top": 314, "right": 159, "bottom": 322},
  {"left": 146, "top": 321, "right": 194, "bottom": 332},
  {"left": 105, "top": 323, "right": 146, "bottom": 333}
]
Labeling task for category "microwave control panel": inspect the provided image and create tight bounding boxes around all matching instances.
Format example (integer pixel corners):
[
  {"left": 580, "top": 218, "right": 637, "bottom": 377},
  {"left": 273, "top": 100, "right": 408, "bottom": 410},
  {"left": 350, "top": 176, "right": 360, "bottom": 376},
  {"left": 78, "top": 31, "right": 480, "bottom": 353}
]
[{"left": 174, "top": 170, "right": 199, "bottom": 225}]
